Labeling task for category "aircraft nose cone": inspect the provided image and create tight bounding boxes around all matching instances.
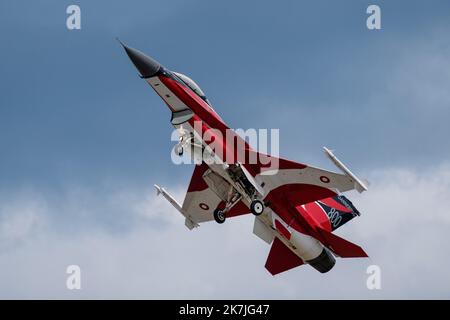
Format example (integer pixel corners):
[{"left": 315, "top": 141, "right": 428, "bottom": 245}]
[{"left": 119, "top": 41, "right": 161, "bottom": 78}]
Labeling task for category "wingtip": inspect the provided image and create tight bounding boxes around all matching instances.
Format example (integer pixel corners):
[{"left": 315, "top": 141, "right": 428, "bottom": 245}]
[{"left": 323, "top": 146, "right": 333, "bottom": 155}]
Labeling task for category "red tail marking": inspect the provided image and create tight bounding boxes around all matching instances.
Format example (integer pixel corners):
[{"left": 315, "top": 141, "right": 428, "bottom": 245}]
[{"left": 303, "top": 202, "right": 332, "bottom": 231}]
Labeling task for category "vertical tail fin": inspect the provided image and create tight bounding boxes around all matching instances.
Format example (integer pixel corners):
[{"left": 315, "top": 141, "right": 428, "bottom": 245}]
[{"left": 303, "top": 195, "right": 361, "bottom": 231}]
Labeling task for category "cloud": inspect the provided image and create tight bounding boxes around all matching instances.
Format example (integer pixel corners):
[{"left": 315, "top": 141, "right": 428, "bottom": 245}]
[
  {"left": 1, "top": 0, "right": 449, "bottom": 300},
  {"left": 0, "top": 191, "right": 48, "bottom": 251},
  {"left": 1, "top": 164, "right": 450, "bottom": 299}
]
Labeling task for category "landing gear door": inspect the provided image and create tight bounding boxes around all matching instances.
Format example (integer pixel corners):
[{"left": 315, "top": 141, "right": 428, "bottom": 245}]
[{"left": 239, "top": 163, "right": 266, "bottom": 197}]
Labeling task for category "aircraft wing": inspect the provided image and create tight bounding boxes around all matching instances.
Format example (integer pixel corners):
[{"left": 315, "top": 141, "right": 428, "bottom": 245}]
[
  {"left": 167, "top": 163, "right": 249, "bottom": 227},
  {"left": 181, "top": 163, "right": 250, "bottom": 224},
  {"left": 252, "top": 152, "right": 367, "bottom": 207},
  {"left": 179, "top": 162, "right": 217, "bottom": 224}
]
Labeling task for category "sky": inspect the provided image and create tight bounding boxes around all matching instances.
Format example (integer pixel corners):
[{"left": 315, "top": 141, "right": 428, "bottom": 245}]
[{"left": 0, "top": 0, "right": 450, "bottom": 299}]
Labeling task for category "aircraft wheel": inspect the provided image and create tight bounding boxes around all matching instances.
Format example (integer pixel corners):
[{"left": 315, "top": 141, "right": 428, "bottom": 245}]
[
  {"left": 250, "top": 199, "right": 264, "bottom": 216},
  {"left": 176, "top": 145, "right": 184, "bottom": 156},
  {"left": 213, "top": 209, "right": 226, "bottom": 224}
]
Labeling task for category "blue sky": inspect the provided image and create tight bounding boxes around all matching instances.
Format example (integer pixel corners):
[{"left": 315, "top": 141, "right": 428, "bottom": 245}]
[{"left": 1, "top": 1, "right": 450, "bottom": 298}]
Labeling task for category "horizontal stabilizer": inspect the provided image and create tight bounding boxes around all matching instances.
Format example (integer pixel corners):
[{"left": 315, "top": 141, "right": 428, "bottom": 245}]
[
  {"left": 317, "top": 228, "right": 368, "bottom": 258},
  {"left": 265, "top": 238, "right": 304, "bottom": 275}
]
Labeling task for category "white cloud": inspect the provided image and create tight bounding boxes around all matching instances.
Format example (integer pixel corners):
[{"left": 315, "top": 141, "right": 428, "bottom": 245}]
[
  {"left": 355, "top": 164, "right": 450, "bottom": 236},
  {"left": 113, "top": 186, "right": 185, "bottom": 225},
  {"left": 0, "top": 165, "right": 450, "bottom": 298},
  {"left": 0, "top": 191, "right": 47, "bottom": 250}
]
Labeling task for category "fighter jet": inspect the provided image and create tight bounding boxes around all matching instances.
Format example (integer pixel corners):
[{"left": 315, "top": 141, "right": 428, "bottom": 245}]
[{"left": 120, "top": 42, "right": 369, "bottom": 275}]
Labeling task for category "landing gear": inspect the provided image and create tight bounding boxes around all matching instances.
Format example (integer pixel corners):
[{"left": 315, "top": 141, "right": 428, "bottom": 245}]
[
  {"left": 250, "top": 199, "right": 264, "bottom": 216},
  {"left": 213, "top": 208, "right": 226, "bottom": 224},
  {"left": 175, "top": 133, "right": 198, "bottom": 157},
  {"left": 212, "top": 186, "right": 242, "bottom": 224},
  {"left": 176, "top": 145, "right": 183, "bottom": 156}
]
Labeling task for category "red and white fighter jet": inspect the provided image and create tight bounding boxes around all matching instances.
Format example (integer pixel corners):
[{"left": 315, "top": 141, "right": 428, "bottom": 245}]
[{"left": 121, "top": 42, "right": 369, "bottom": 275}]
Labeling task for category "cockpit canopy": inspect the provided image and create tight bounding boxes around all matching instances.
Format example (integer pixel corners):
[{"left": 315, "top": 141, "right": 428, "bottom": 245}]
[
  {"left": 173, "top": 72, "right": 212, "bottom": 107},
  {"left": 170, "top": 71, "right": 224, "bottom": 126},
  {"left": 173, "top": 72, "right": 205, "bottom": 97}
]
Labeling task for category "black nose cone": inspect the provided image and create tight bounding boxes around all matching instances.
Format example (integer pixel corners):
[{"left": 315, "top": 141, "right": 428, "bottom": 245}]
[{"left": 119, "top": 41, "right": 161, "bottom": 78}]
